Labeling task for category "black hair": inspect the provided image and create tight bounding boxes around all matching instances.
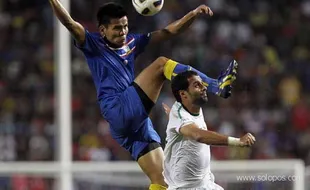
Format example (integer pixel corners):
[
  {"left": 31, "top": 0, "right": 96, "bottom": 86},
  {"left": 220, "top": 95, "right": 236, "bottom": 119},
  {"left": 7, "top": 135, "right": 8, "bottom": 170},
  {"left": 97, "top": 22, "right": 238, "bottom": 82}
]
[
  {"left": 96, "top": 3, "right": 128, "bottom": 27},
  {"left": 171, "top": 71, "right": 198, "bottom": 103}
]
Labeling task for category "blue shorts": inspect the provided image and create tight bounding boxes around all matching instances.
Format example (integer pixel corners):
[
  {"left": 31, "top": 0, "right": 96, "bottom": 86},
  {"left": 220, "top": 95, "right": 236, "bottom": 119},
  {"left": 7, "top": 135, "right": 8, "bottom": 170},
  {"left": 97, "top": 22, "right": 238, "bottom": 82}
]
[{"left": 101, "top": 83, "right": 161, "bottom": 160}]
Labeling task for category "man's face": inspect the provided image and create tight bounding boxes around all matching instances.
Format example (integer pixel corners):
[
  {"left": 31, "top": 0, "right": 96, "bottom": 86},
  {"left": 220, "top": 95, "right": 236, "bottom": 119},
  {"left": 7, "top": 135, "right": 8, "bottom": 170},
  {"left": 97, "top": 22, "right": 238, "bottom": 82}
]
[
  {"left": 100, "top": 16, "right": 129, "bottom": 47},
  {"left": 183, "top": 75, "right": 208, "bottom": 106}
]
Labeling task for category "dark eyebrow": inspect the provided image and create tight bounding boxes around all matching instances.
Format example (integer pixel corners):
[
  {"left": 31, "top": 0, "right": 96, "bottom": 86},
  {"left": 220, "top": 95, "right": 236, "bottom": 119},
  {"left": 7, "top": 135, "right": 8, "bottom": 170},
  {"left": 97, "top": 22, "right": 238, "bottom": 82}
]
[
  {"left": 193, "top": 80, "right": 204, "bottom": 86},
  {"left": 113, "top": 24, "right": 128, "bottom": 29},
  {"left": 193, "top": 81, "right": 200, "bottom": 86}
]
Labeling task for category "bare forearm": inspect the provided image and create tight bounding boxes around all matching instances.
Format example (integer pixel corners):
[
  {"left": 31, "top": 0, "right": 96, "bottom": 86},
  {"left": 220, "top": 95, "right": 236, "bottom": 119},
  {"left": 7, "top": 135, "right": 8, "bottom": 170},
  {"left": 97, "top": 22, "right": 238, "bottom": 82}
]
[
  {"left": 180, "top": 124, "right": 254, "bottom": 147},
  {"left": 196, "top": 130, "right": 228, "bottom": 146},
  {"left": 49, "top": 0, "right": 74, "bottom": 28},
  {"left": 149, "top": 5, "right": 212, "bottom": 44},
  {"left": 49, "top": 0, "right": 84, "bottom": 43},
  {"left": 165, "top": 11, "right": 197, "bottom": 35}
]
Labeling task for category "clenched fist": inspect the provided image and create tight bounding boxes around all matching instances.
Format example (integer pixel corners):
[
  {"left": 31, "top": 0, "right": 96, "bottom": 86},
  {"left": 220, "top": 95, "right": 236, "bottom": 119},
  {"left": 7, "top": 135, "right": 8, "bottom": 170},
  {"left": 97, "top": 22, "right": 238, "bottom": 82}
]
[
  {"left": 193, "top": 5, "right": 213, "bottom": 16},
  {"left": 240, "top": 133, "right": 256, "bottom": 147}
]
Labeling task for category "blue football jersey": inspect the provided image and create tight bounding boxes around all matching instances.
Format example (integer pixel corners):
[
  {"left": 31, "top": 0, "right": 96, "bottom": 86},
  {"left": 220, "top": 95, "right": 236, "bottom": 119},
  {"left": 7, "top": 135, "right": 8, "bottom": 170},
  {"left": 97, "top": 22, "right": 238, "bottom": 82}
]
[{"left": 75, "top": 30, "right": 150, "bottom": 111}]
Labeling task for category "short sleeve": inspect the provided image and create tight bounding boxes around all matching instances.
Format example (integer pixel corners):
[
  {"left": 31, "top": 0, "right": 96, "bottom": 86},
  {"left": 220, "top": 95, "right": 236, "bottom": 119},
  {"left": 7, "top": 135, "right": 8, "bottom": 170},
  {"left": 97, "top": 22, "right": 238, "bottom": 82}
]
[
  {"left": 74, "top": 30, "right": 100, "bottom": 55},
  {"left": 131, "top": 33, "right": 151, "bottom": 57},
  {"left": 169, "top": 104, "right": 195, "bottom": 134}
]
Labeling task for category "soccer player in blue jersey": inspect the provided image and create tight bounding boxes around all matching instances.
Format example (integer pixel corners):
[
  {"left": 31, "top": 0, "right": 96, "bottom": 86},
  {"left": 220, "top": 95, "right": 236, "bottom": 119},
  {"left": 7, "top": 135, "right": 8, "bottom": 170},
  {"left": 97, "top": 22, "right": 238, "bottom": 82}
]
[{"left": 49, "top": 1, "right": 237, "bottom": 189}]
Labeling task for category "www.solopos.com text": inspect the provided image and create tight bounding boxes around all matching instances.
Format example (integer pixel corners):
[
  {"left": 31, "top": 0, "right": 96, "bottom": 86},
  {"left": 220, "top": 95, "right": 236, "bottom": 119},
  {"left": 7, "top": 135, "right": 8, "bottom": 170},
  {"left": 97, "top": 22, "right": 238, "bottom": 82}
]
[{"left": 236, "top": 174, "right": 299, "bottom": 182}]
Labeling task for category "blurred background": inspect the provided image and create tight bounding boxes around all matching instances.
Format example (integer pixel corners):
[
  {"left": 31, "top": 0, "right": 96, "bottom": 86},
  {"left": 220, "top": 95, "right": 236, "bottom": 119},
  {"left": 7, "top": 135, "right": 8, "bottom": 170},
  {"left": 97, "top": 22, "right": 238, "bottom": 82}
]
[{"left": 0, "top": 0, "right": 310, "bottom": 189}]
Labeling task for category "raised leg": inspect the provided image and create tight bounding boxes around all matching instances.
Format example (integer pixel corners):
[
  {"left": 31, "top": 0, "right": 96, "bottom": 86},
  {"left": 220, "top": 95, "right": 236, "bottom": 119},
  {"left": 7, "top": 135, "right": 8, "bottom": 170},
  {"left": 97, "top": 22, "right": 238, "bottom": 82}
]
[{"left": 134, "top": 56, "right": 168, "bottom": 103}]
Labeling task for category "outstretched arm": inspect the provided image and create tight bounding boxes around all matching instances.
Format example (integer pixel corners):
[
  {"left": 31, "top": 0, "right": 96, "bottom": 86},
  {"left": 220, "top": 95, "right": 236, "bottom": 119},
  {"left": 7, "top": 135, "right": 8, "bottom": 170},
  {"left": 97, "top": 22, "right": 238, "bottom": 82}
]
[
  {"left": 149, "top": 4, "right": 213, "bottom": 44},
  {"left": 180, "top": 124, "right": 256, "bottom": 147},
  {"left": 49, "top": 0, "right": 85, "bottom": 45},
  {"left": 162, "top": 103, "right": 255, "bottom": 146}
]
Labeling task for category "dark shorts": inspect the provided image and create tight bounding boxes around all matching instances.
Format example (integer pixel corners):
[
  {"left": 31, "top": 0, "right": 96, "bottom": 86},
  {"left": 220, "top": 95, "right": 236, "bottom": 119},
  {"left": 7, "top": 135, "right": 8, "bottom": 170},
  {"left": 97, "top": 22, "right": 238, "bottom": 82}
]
[{"left": 102, "top": 82, "right": 161, "bottom": 160}]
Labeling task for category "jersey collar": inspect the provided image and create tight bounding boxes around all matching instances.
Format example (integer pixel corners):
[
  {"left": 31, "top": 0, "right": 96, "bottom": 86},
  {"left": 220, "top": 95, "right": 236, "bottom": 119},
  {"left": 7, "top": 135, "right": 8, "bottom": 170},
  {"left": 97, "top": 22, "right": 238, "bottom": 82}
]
[{"left": 181, "top": 103, "right": 200, "bottom": 116}]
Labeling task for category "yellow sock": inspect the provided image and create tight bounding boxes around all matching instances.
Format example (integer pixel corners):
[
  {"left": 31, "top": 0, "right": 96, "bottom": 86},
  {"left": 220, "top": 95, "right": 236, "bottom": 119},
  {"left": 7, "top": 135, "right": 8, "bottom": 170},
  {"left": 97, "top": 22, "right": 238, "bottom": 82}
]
[
  {"left": 163, "top": 59, "right": 178, "bottom": 80},
  {"left": 163, "top": 59, "right": 222, "bottom": 96},
  {"left": 149, "top": 183, "right": 167, "bottom": 190}
]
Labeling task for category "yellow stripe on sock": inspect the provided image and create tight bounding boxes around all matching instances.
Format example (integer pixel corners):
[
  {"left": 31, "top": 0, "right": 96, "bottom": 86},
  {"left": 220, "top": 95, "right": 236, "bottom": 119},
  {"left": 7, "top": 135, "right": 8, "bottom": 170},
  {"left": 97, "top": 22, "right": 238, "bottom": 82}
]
[
  {"left": 149, "top": 184, "right": 167, "bottom": 190},
  {"left": 219, "top": 80, "right": 232, "bottom": 89},
  {"left": 164, "top": 60, "right": 178, "bottom": 80},
  {"left": 202, "top": 81, "right": 209, "bottom": 87},
  {"left": 222, "top": 75, "right": 232, "bottom": 82}
]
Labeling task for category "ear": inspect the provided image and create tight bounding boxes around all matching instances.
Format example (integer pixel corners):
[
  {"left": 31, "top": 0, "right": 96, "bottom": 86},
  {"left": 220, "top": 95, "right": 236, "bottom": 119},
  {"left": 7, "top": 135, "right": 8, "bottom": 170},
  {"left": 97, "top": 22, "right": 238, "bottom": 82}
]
[
  {"left": 179, "top": 90, "right": 187, "bottom": 99},
  {"left": 99, "top": 25, "right": 106, "bottom": 36}
]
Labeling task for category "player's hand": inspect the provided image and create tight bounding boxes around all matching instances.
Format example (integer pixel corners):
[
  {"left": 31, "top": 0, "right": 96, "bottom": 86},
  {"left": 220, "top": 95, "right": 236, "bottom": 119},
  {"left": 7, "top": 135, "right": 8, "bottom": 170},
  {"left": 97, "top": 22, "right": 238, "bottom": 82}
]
[
  {"left": 193, "top": 5, "right": 213, "bottom": 16},
  {"left": 239, "top": 133, "right": 256, "bottom": 147},
  {"left": 162, "top": 103, "right": 171, "bottom": 118}
]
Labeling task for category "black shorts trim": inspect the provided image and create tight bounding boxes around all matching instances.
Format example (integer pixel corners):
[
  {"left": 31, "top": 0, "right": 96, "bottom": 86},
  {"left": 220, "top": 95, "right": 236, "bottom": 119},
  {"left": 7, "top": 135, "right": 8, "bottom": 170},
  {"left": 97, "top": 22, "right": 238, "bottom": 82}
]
[
  {"left": 132, "top": 82, "right": 155, "bottom": 114},
  {"left": 136, "top": 142, "right": 161, "bottom": 161}
]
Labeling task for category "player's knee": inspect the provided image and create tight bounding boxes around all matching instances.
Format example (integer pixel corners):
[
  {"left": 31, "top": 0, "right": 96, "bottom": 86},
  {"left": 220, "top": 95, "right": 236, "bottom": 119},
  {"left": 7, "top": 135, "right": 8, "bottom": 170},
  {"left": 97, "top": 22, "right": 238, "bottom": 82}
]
[
  {"left": 153, "top": 56, "right": 169, "bottom": 72},
  {"left": 156, "top": 56, "right": 169, "bottom": 63}
]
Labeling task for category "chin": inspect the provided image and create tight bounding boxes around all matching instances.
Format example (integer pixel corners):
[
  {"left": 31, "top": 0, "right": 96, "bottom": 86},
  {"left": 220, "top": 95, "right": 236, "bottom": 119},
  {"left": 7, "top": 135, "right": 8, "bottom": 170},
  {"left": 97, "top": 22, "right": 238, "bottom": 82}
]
[
  {"left": 203, "top": 96, "right": 208, "bottom": 102},
  {"left": 119, "top": 38, "right": 126, "bottom": 44},
  {"left": 201, "top": 95, "right": 208, "bottom": 102},
  {"left": 117, "top": 41, "right": 126, "bottom": 47},
  {"left": 113, "top": 42, "right": 122, "bottom": 47}
]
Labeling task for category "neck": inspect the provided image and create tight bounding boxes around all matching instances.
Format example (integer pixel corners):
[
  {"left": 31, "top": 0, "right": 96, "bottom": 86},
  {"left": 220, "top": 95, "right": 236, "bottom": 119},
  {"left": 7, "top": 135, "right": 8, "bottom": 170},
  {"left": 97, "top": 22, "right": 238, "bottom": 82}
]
[{"left": 182, "top": 102, "right": 200, "bottom": 116}]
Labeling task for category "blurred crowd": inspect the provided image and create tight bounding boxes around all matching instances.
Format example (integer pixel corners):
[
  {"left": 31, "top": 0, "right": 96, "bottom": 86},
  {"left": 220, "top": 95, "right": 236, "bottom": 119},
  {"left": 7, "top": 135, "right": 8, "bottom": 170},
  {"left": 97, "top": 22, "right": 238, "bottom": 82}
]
[{"left": 1, "top": 0, "right": 310, "bottom": 188}]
